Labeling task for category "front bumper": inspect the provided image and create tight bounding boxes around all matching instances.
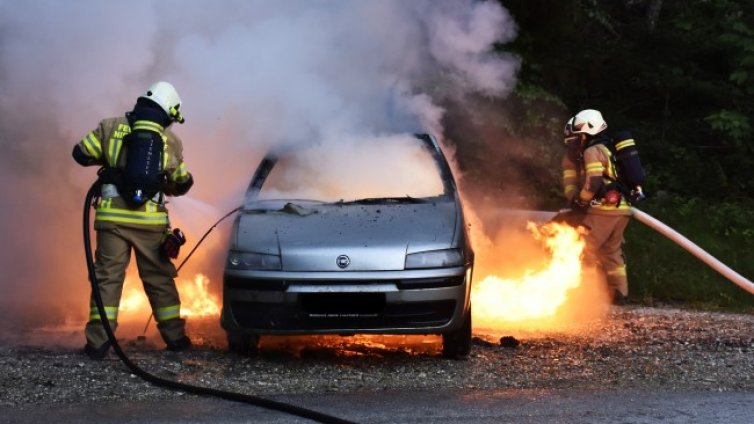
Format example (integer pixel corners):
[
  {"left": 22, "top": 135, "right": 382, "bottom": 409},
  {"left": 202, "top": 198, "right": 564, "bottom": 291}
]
[{"left": 221, "top": 267, "right": 472, "bottom": 336}]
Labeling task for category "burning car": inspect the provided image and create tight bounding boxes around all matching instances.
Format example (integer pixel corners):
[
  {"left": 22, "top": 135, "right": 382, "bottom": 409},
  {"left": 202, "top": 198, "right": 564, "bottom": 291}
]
[{"left": 221, "top": 134, "right": 474, "bottom": 358}]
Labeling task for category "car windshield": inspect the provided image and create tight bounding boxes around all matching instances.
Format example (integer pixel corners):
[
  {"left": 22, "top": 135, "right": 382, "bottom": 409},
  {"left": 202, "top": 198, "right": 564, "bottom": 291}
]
[{"left": 255, "top": 135, "right": 449, "bottom": 203}]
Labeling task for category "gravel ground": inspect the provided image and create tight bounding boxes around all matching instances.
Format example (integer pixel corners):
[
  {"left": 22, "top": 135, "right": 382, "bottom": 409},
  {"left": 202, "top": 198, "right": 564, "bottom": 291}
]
[{"left": 2, "top": 306, "right": 754, "bottom": 408}]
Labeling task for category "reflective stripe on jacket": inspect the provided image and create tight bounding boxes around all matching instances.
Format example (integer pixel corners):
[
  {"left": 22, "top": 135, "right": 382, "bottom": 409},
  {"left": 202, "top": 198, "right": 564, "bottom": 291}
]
[
  {"left": 562, "top": 144, "right": 631, "bottom": 215},
  {"left": 75, "top": 117, "right": 191, "bottom": 227}
]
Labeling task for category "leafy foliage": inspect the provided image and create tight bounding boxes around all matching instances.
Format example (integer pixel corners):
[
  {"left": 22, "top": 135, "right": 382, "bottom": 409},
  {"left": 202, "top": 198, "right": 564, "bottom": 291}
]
[{"left": 500, "top": 0, "right": 754, "bottom": 199}]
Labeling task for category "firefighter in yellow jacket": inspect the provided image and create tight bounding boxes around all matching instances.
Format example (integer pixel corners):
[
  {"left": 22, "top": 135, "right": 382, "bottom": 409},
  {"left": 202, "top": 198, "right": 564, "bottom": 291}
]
[
  {"left": 73, "top": 81, "right": 194, "bottom": 359},
  {"left": 561, "top": 109, "right": 634, "bottom": 305}
]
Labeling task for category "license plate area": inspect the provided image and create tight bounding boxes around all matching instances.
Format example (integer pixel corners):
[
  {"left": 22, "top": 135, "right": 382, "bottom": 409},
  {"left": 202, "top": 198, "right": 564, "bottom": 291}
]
[{"left": 301, "top": 293, "right": 386, "bottom": 318}]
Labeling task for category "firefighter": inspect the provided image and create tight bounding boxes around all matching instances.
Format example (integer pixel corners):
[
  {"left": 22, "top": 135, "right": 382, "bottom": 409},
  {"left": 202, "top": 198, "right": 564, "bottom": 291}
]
[
  {"left": 73, "top": 81, "right": 194, "bottom": 359},
  {"left": 561, "top": 109, "right": 632, "bottom": 305}
]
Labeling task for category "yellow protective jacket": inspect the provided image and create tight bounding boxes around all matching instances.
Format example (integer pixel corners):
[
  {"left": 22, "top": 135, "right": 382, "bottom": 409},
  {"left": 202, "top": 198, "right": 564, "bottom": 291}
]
[
  {"left": 76, "top": 117, "right": 191, "bottom": 229},
  {"left": 562, "top": 143, "right": 631, "bottom": 216}
]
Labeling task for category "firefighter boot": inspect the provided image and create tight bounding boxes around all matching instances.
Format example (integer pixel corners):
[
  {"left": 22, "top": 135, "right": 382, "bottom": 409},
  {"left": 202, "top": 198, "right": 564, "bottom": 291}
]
[
  {"left": 83, "top": 341, "right": 111, "bottom": 360},
  {"left": 159, "top": 317, "right": 191, "bottom": 351},
  {"left": 611, "top": 290, "right": 627, "bottom": 306},
  {"left": 165, "top": 335, "right": 192, "bottom": 352}
]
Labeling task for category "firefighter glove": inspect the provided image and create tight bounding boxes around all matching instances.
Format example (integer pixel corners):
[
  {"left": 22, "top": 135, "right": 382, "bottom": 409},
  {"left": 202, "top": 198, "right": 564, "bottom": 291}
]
[
  {"left": 571, "top": 196, "right": 591, "bottom": 212},
  {"left": 162, "top": 228, "right": 186, "bottom": 259}
]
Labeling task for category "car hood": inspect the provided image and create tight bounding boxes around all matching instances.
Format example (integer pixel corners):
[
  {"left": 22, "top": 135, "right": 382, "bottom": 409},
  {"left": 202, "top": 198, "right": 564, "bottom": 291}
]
[{"left": 234, "top": 201, "right": 458, "bottom": 271}]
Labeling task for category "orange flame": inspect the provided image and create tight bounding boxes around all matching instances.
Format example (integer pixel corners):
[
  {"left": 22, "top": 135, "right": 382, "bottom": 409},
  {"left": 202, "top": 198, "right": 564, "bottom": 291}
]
[
  {"left": 118, "top": 273, "right": 221, "bottom": 320},
  {"left": 179, "top": 274, "right": 222, "bottom": 317},
  {"left": 471, "top": 221, "right": 589, "bottom": 331}
]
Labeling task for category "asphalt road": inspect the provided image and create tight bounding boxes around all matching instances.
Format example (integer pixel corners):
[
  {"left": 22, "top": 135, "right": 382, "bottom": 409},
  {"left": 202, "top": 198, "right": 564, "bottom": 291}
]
[{"left": 2, "top": 388, "right": 753, "bottom": 423}]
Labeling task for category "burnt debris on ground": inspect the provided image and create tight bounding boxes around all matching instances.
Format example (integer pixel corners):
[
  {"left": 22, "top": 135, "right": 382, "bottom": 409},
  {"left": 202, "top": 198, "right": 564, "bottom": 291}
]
[{"left": 2, "top": 306, "right": 754, "bottom": 408}]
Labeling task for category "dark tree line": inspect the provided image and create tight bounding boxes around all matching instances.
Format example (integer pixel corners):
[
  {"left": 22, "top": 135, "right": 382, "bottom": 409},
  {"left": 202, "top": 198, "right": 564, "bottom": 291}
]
[
  {"left": 445, "top": 0, "right": 754, "bottom": 210},
  {"left": 497, "top": 0, "right": 754, "bottom": 202}
]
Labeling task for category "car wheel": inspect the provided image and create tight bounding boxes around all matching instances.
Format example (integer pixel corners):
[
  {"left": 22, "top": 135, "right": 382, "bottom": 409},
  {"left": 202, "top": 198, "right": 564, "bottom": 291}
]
[
  {"left": 227, "top": 331, "right": 261, "bottom": 357},
  {"left": 441, "top": 308, "right": 471, "bottom": 359}
]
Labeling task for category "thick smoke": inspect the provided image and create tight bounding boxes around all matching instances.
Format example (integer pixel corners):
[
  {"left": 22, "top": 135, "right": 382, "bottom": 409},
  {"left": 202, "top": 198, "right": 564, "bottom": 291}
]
[
  {"left": 0, "top": 1, "right": 519, "bottom": 332},
  {"left": 259, "top": 134, "right": 447, "bottom": 202}
]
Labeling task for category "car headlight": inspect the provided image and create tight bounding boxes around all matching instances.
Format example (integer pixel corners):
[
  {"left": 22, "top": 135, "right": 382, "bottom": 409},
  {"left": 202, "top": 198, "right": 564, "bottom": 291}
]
[
  {"left": 227, "top": 251, "right": 282, "bottom": 270},
  {"left": 405, "top": 249, "right": 464, "bottom": 269}
]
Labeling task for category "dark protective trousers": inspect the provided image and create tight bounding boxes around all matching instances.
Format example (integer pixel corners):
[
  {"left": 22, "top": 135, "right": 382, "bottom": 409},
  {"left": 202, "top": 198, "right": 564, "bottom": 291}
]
[
  {"left": 85, "top": 222, "right": 186, "bottom": 348},
  {"left": 582, "top": 213, "right": 631, "bottom": 297}
]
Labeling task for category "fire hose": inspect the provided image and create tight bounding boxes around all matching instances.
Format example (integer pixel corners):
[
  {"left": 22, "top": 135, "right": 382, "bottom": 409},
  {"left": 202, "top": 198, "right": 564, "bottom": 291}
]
[
  {"left": 83, "top": 181, "right": 358, "bottom": 424},
  {"left": 630, "top": 207, "right": 754, "bottom": 295}
]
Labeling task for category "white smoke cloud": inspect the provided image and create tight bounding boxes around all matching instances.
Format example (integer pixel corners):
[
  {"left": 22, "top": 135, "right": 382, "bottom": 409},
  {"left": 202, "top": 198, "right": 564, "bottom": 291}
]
[
  {"left": 259, "top": 134, "right": 447, "bottom": 203},
  {"left": 0, "top": 0, "right": 519, "bottom": 330}
]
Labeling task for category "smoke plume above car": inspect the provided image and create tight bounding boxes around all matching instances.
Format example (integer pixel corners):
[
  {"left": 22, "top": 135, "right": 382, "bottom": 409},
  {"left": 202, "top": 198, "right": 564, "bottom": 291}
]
[{"left": 0, "top": 0, "right": 519, "bottom": 329}]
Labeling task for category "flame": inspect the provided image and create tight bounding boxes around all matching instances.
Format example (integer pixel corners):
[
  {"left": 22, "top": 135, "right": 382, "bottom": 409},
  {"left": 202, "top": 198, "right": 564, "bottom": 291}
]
[
  {"left": 118, "top": 273, "right": 221, "bottom": 320},
  {"left": 471, "top": 221, "right": 589, "bottom": 331},
  {"left": 179, "top": 274, "right": 222, "bottom": 317},
  {"left": 114, "top": 218, "right": 595, "bottom": 341},
  {"left": 119, "top": 282, "right": 148, "bottom": 315},
  {"left": 262, "top": 334, "right": 442, "bottom": 357}
]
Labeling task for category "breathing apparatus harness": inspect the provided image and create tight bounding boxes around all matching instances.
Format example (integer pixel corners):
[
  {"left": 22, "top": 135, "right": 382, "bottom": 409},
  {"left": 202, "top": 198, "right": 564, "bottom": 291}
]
[
  {"left": 596, "top": 132, "right": 646, "bottom": 202},
  {"left": 82, "top": 178, "right": 357, "bottom": 424},
  {"left": 569, "top": 131, "right": 647, "bottom": 207},
  {"left": 97, "top": 105, "right": 172, "bottom": 209}
]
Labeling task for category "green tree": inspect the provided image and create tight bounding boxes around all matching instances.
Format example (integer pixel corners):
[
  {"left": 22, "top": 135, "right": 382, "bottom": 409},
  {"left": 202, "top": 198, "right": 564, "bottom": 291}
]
[{"left": 499, "top": 0, "right": 754, "bottom": 199}]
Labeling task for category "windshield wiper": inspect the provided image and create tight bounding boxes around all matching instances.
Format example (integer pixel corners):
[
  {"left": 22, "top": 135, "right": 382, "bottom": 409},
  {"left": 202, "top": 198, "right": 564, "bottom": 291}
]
[
  {"left": 243, "top": 199, "right": 325, "bottom": 213},
  {"left": 341, "top": 196, "right": 427, "bottom": 205}
]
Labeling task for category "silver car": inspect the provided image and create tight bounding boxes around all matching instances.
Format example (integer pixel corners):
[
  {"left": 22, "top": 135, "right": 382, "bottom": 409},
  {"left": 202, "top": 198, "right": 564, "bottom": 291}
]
[{"left": 221, "top": 134, "right": 473, "bottom": 358}]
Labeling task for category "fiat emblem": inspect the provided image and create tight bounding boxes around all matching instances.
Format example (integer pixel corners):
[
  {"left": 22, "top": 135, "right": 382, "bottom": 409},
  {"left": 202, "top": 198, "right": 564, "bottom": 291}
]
[{"left": 336, "top": 255, "right": 350, "bottom": 269}]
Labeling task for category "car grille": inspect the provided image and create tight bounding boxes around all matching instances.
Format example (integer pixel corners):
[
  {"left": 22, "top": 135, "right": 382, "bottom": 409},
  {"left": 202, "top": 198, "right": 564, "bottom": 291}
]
[
  {"left": 225, "top": 276, "right": 465, "bottom": 291},
  {"left": 229, "top": 297, "right": 456, "bottom": 331}
]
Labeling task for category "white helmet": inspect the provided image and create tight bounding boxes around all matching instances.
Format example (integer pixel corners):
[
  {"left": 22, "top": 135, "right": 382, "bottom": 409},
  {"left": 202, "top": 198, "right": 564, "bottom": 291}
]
[
  {"left": 565, "top": 109, "right": 606, "bottom": 136},
  {"left": 140, "top": 81, "right": 185, "bottom": 123}
]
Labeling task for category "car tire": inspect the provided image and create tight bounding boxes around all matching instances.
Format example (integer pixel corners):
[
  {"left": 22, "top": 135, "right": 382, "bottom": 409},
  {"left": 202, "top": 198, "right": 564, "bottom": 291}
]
[
  {"left": 441, "top": 308, "right": 472, "bottom": 360},
  {"left": 227, "top": 331, "right": 261, "bottom": 357}
]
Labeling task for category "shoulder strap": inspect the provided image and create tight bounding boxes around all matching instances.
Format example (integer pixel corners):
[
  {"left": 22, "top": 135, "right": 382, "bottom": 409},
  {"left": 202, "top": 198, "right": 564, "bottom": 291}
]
[{"left": 585, "top": 133, "right": 615, "bottom": 153}]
